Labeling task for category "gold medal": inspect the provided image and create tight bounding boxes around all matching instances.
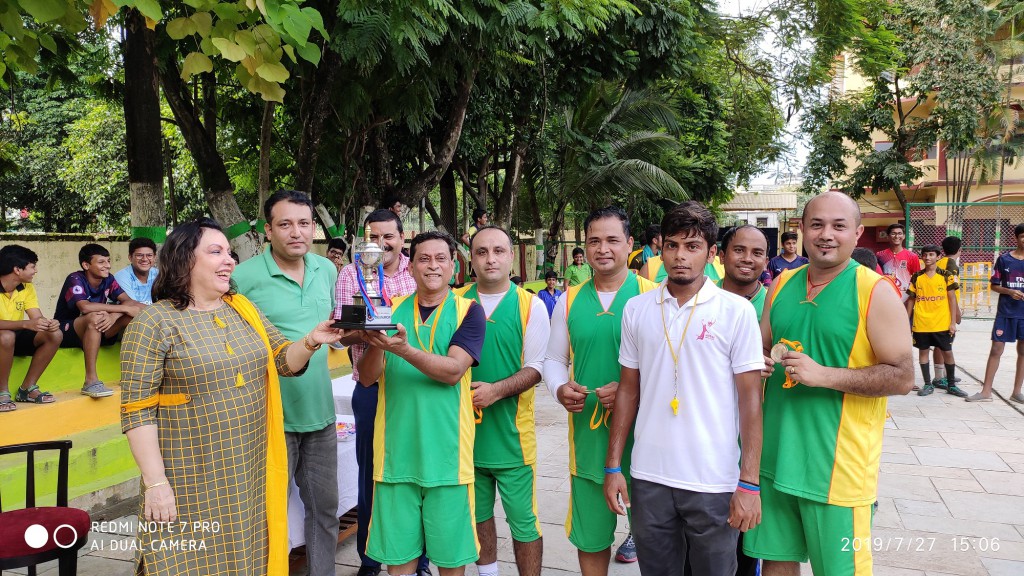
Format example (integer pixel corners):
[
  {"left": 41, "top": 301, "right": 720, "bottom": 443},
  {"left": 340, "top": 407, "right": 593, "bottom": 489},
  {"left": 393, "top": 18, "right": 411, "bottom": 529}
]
[
  {"left": 772, "top": 338, "right": 804, "bottom": 388},
  {"left": 770, "top": 343, "right": 789, "bottom": 363}
]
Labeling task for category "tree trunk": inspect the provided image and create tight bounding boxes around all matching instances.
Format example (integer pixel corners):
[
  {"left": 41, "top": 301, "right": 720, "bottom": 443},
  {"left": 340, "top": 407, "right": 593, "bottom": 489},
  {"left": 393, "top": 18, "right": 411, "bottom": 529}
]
[
  {"left": 159, "top": 54, "right": 260, "bottom": 259},
  {"left": 439, "top": 166, "right": 458, "bottom": 236},
  {"left": 399, "top": 61, "right": 480, "bottom": 202},
  {"left": 295, "top": 49, "right": 341, "bottom": 196},
  {"left": 123, "top": 8, "right": 165, "bottom": 241},
  {"left": 493, "top": 119, "right": 529, "bottom": 229},
  {"left": 545, "top": 201, "right": 568, "bottom": 263},
  {"left": 258, "top": 101, "right": 276, "bottom": 237}
]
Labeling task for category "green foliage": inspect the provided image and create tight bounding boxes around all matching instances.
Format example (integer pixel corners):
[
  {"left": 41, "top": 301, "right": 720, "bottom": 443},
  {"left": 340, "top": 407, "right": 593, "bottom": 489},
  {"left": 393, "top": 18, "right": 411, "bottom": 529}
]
[
  {"left": 58, "top": 100, "right": 130, "bottom": 231},
  {"left": 114, "top": 0, "right": 329, "bottom": 101},
  {"left": 800, "top": 0, "right": 1021, "bottom": 212}
]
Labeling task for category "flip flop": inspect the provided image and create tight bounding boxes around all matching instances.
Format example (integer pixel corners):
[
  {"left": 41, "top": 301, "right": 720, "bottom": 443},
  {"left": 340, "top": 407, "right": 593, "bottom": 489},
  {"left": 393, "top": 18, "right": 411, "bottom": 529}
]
[
  {"left": 0, "top": 391, "right": 16, "bottom": 412},
  {"left": 15, "top": 384, "right": 55, "bottom": 404},
  {"left": 1010, "top": 393, "right": 1024, "bottom": 404}
]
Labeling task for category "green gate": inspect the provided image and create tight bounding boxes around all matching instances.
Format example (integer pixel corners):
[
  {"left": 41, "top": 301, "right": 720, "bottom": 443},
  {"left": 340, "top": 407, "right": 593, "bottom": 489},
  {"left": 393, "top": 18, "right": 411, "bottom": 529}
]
[{"left": 905, "top": 202, "right": 1024, "bottom": 319}]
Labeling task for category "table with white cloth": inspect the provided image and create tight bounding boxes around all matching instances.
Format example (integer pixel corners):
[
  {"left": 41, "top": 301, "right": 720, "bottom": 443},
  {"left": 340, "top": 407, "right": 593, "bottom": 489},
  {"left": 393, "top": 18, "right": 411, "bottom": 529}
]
[{"left": 287, "top": 373, "right": 360, "bottom": 549}]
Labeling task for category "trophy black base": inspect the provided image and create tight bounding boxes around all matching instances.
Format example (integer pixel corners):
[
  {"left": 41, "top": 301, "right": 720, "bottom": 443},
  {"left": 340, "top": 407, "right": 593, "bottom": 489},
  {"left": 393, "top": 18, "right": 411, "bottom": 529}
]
[{"left": 331, "top": 321, "right": 399, "bottom": 331}]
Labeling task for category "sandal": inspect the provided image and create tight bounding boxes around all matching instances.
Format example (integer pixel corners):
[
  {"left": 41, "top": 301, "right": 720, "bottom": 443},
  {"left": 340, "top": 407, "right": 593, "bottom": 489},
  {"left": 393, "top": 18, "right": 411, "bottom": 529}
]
[
  {"left": 0, "top": 391, "right": 16, "bottom": 412},
  {"left": 15, "top": 384, "right": 55, "bottom": 404}
]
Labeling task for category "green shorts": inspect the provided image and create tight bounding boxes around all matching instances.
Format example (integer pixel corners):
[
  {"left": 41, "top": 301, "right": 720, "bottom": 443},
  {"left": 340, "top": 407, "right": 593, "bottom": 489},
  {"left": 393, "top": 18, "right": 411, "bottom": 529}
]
[
  {"left": 367, "top": 482, "right": 480, "bottom": 568},
  {"left": 743, "top": 477, "right": 874, "bottom": 576},
  {"left": 565, "top": 475, "right": 625, "bottom": 553},
  {"left": 475, "top": 465, "right": 542, "bottom": 542}
]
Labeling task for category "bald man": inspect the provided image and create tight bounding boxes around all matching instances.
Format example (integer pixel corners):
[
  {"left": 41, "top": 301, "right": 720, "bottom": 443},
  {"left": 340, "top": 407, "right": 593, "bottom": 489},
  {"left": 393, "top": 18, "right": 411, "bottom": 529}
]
[{"left": 744, "top": 192, "right": 914, "bottom": 576}]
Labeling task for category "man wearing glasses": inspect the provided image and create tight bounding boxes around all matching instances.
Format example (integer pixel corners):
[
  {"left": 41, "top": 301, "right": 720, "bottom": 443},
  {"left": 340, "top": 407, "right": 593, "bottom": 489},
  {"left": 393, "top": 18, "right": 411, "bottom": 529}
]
[{"left": 113, "top": 238, "right": 159, "bottom": 305}]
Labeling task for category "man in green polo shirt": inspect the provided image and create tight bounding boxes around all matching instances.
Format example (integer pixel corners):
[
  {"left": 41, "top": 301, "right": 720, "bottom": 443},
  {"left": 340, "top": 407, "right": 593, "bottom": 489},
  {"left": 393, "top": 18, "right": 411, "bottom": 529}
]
[
  {"left": 456, "top": 226, "right": 550, "bottom": 576},
  {"left": 233, "top": 189, "right": 340, "bottom": 576}
]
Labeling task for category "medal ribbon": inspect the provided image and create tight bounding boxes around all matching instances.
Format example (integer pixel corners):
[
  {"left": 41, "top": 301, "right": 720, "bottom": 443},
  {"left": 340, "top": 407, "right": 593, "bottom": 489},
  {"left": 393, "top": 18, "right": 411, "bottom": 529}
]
[{"left": 413, "top": 292, "right": 449, "bottom": 352}]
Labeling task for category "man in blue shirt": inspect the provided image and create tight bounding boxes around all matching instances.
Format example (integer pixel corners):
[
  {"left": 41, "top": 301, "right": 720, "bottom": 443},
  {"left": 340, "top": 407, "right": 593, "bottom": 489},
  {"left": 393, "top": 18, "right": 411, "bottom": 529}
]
[
  {"left": 537, "top": 269, "right": 562, "bottom": 317},
  {"left": 113, "top": 238, "right": 159, "bottom": 305},
  {"left": 766, "top": 231, "right": 809, "bottom": 281},
  {"left": 54, "top": 244, "right": 144, "bottom": 397},
  {"left": 968, "top": 223, "right": 1024, "bottom": 404}
]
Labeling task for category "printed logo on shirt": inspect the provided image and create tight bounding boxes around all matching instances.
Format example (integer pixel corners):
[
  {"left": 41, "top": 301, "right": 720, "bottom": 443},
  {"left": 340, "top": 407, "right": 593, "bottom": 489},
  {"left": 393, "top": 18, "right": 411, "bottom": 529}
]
[
  {"left": 72, "top": 285, "right": 84, "bottom": 295},
  {"left": 15, "top": 302, "right": 24, "bottom": 311},
  {"left": 697, "top": 319, "right": 716, "bottom": 341}
]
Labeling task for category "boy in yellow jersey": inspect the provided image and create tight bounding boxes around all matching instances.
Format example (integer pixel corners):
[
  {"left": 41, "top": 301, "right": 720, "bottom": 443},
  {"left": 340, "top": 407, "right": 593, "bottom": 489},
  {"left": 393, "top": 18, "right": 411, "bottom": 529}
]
[
  {"left": 543, "top": 206, "right": 657, "bottom": 576},
  {"left": 0, "top": 245, "right": 62, "bottom": 410},
  {"left": 457, "top": 226, "right": 549, "bottom": 576},
  {"left": 906, "top": 245, "right": 966, "bottom": 397},
  {"left": 744, "top": 192, "right": 915, "bottom": 576},
  {"left": 358, "top": 231, "right": 487, "bottom": 576}
]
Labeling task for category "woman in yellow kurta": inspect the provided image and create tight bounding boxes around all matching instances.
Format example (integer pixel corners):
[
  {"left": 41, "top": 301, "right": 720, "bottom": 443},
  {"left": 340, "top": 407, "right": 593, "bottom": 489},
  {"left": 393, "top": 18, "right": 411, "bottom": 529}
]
[{"left": 120, "top": 218, "right": 342, "bottom": 575}]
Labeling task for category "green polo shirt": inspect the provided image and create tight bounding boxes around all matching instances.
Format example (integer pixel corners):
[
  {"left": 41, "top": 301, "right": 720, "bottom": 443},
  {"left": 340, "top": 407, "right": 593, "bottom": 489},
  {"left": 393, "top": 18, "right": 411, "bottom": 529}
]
[{"left": 234, "top": 248, "right": 338, "bottom": 432}]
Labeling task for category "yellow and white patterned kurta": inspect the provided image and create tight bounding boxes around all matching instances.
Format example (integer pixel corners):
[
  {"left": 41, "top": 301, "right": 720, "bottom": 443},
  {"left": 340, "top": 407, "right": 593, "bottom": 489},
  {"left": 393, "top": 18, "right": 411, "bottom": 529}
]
[{"left": 120, "top": 299, "right": 294, "bottom": 576}]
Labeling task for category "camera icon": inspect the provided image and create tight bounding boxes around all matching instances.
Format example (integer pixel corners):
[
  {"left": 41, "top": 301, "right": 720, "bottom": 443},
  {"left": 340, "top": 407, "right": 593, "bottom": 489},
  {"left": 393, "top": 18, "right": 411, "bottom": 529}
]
[{"left": 24, "top": 523, "right": 80, "bottom": 549}]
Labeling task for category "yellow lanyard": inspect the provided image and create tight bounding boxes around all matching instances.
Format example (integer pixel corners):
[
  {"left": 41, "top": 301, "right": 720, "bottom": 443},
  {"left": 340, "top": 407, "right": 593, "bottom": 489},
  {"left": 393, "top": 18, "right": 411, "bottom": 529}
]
[
  {"left": 412, "top": 292, "right": 449, "bottom": 352},
  {"left": 660, "top": 285, "right": 700, "bottom": 415}
]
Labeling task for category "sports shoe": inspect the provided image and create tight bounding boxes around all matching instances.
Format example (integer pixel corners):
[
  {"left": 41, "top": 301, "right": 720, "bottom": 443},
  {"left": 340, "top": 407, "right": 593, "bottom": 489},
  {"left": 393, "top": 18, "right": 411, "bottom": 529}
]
[
  {"left": 946, "top": 385, "right": 968, "bottom": 398},
  {"left": 917, "top": 384, "right": 935, "bottom": 397},
  {"left": 965, "top": 393, "right": 992, "bottom": 402},
  {"left": 932, "top": 378, "right": 948, "bottom": 390},
  {"left": 81, "top": 381, "right": 114, "bottom": 398},
  {"left": 615, "top": 533, "right": 637, "bottom": 563}
]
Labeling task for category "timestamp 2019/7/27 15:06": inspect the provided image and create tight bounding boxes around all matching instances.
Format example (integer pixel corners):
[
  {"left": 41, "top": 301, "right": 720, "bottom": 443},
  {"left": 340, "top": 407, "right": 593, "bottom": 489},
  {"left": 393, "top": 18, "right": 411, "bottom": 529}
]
[{"left": 840, "top": 537, "right": 1001, "bottom": 553}]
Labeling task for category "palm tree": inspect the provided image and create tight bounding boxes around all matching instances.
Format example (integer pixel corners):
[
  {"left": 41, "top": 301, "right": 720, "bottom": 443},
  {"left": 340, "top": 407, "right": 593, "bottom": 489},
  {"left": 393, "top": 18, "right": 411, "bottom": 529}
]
[{"left": 536, "top": 81, "right": 692, "bottom": 262}]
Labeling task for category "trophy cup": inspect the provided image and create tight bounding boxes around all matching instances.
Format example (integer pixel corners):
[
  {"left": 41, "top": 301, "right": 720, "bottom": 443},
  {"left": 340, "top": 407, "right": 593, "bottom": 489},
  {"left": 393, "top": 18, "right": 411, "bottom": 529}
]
[{"left": 332, "top": 225, "right": 398, "bottom": 330}]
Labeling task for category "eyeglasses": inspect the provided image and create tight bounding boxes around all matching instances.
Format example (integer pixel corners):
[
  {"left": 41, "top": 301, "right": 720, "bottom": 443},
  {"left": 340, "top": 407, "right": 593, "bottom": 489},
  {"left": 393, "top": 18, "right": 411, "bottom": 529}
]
[{"left": 133, "top": 254, "right": 155, "bottom": 260}]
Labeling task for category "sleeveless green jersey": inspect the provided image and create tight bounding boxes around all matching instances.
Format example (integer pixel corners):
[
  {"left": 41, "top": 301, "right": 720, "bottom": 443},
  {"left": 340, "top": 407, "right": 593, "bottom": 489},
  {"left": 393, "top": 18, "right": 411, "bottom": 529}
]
[
  {"left": 565, "top": 274, "right": 657, "bottom": 482},
  {"left": 374, "top": 291, "right": 475, "bottom": 486},
  {"left": 455, "top": 284, "right": 537, "bottom": 468},
  {"left": 716, "top": 279, "right": 767, "bottom": 318},
  {"left": 763, "top": 260, "right": 888, "bottom": 507}
]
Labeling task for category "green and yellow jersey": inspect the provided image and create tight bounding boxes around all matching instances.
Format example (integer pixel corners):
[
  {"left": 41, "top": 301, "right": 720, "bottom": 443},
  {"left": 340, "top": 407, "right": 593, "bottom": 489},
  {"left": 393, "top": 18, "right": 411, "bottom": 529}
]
[
  {"left": 454, "top": 284, "right": 538, "bottom": 468},
  {"left": 565, "top": 274, "right": 657, "bottom": 482},
  {"left": 374, "top": 291, "right": 476, "bottom": 486},
  {"left": 762, "top": 260, "right": 888, "bottom": 507}
]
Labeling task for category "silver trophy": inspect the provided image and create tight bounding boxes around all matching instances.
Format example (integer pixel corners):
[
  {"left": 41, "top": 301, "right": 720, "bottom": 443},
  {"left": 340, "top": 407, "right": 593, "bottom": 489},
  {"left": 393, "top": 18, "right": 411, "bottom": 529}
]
[{"left": 332, "top": 226, "right": 398, "bottom": 330}]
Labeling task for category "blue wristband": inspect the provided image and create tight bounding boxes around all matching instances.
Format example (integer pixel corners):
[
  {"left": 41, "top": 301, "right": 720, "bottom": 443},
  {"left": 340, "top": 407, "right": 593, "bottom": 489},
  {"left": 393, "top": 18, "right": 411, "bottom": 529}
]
[
  {"left": 737, "top": 480, "right": 760, "bottom": 492},
  {"left": 604, "top": 466, "right": 622, "bottom": 475}
]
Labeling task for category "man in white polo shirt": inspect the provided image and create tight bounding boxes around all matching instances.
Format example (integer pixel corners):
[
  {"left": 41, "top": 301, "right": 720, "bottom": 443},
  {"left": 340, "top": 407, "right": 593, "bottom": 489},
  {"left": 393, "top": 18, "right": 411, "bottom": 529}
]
[{"left": 603, "top": 201, "right": 764, "bottom": 576}]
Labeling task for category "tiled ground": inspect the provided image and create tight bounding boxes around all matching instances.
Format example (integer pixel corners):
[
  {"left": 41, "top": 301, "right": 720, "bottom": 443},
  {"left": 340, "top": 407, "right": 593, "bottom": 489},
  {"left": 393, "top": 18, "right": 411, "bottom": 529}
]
[{"left": 13, "top": 319, "right": 1023, "bottom": 575}]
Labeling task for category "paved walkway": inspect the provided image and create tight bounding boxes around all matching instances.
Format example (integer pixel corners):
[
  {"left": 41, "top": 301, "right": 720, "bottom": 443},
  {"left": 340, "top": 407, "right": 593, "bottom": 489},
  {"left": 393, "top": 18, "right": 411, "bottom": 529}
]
[{"left": 15, "top": 320, "right": 1024, "bottom": 576}]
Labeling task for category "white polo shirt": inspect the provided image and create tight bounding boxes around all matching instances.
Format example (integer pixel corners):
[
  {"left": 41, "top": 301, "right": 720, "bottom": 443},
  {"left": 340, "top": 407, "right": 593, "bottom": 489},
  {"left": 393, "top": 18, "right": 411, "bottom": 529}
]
[{"left": 619, "top": 279, "right": 763, "bottom": 493}]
